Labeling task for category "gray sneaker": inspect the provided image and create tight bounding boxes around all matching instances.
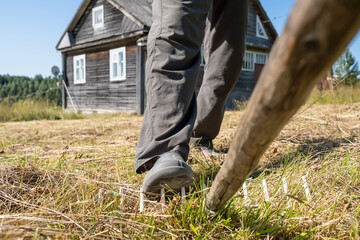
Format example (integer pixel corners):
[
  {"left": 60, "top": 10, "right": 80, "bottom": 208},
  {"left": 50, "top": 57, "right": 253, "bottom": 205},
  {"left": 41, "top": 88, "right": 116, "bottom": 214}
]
[
  {"left": 190, "top": 138, "right": 220, "bottom": 157},
  {"left": 142, "top": 152, "right": 194, "bottom": 194}
]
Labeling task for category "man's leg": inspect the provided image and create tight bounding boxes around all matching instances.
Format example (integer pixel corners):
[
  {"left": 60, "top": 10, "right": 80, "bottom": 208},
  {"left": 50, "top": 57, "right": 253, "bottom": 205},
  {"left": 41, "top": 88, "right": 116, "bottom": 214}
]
[
  {"left": 135, "top": 0, "right": 210, "bottom": 174},
  {"left": 192, "top": 0, "right": 248, "bottom": 146}
]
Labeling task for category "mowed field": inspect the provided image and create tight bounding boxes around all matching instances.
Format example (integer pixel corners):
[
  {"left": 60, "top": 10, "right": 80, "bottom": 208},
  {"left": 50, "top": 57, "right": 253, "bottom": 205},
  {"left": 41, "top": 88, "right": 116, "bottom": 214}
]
[{"left": 0, "top": 102, "right": 359, "bottom": 239}]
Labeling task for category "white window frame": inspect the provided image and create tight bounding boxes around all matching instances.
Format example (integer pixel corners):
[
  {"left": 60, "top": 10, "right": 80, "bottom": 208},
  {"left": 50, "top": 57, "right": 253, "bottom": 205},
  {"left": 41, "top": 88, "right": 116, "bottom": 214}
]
[
  {"left": 255, "top": 52, "right": 268, "bottom": 65},
  {"left": 73, "top": 54, "right": 86, "bottom": 84},
  {"left": 256, "top": 15, "right": 268, "bottom": 40},
  {"left": 242, "top": 51, "right": 254, "bottom": 71},
  {"left": 109, "top": 47, "right": 126, "bottom": 81},
  {"left": 92, "top": 5, "right": 104, "bottom": 29},
  {"left": 242, "top": 51, "right": 269, "bottom": 72}
]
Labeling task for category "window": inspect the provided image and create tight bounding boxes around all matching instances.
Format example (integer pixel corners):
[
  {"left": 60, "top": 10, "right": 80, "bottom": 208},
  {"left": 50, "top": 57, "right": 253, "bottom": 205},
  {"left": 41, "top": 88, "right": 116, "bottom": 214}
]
[
  {"left": 243, "top": 51, "right": 254, "bottom": 71},
  {"left": 110, "top": 47, "right": 126, "bottom": 81},
  {"left": 256, "top": 15, "right": 268, "bottom": 40},
  {"left": 255, "top": 52, "right": 268, "bottom": 65},
  {"left": 92, "top": 5, "right": 104, "bottom": 29},
  {"left": 242, "top": 51, "right": 269, "bottom": 71},
  {"left": 73, "top": 54, "right": 86, "bottom": 84}
]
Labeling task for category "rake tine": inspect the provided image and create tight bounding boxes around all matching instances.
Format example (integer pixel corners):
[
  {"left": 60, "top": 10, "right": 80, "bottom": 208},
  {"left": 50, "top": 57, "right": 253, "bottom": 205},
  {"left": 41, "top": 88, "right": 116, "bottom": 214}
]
[
  {"left": 119, "top": 187, "right": 123, "bottom": 198},
  {"left": 136, "top": 175, "right": 310, "bottom": 213},
  {"left": 161, "top": 188, "right": 165, "bottom": 211},
  {"left": 119, "top": 187, "right": 124, "bottom": 209},
  {"left": 98, "top": 188, "right": 103, "bottom": 206},
  {"left": 139, "top": 188, "right": 144, "bottom": 213},
  {"left": 262, "top": 179, "right": 270, "bottom": 202},
  {"left": 181, "top": 187, "right": 186, "bottom": 205},
  {"left": 282, "top": 177, "right": 289, "bottom": 200},
  {"left": 242, "top": 180, "right": 249, "bottom": 202},
  {"left": 302, "top": 176, "right": 311, "bottom": 201}
]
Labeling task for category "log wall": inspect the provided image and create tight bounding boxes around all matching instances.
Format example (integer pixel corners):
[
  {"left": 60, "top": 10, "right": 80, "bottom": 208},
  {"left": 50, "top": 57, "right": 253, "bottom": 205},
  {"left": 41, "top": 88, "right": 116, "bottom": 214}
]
[{"left": 66, "top": 43, "right": 137, "bottom": 112}]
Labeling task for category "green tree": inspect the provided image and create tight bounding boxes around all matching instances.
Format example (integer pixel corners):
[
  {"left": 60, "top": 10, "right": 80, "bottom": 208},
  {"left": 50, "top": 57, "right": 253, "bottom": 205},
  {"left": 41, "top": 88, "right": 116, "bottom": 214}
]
[
  {"left": 333, "top": 48, "right": 360, "bottom": 86},
  {"left": 9, "top": 81, "right": 18, "bottom": 97},
  {"left": 0, "top": 87, "right": 7, "bottom": 99},
  {"left": 0, "top": 74, "right": 62, "bottom": 105},
  {"left": 28, "top": 80, "right": 36, "bottom": 95}
]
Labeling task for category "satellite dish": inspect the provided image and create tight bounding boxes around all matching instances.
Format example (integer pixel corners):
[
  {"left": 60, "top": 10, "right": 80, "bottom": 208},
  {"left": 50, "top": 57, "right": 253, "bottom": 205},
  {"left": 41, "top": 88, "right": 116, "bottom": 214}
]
[{"left": 51, "top": 66, "right": 60, "bottom": 77}]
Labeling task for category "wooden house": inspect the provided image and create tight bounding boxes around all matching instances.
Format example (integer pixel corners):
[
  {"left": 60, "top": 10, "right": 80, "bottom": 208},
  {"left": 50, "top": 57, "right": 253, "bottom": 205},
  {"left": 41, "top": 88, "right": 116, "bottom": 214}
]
[{"left": 56, "top": 0, "right": 277, "bottom": 113}]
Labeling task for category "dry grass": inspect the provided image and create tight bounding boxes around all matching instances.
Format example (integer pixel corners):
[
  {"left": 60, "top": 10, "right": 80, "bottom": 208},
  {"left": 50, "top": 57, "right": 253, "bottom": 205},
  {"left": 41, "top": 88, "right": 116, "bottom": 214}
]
[
  {"left": 307, "top": 86, "right": 360, "bottom": 105},
  {"left": 0, "top": 102, "right": 359, "bottom": 239},
  {"left": 0, "top": 100, "right": 83, "bottom": 122}
]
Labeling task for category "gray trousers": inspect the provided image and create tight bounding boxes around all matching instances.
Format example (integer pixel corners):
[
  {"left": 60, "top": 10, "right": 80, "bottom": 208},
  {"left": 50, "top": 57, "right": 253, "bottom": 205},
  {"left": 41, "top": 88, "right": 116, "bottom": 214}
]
[{"left": 135, "top": 0, "right": 248, "bottom": 173}]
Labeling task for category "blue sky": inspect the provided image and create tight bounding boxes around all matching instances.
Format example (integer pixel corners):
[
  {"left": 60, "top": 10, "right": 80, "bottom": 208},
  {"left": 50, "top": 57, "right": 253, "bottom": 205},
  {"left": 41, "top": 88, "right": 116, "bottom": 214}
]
[{"left": 0, "top": 0, "right": 359, "bottom": 78}]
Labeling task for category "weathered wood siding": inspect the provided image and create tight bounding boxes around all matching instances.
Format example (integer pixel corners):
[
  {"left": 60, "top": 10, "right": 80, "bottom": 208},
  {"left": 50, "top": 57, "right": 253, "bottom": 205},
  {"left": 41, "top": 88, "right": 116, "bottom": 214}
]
[
  {"left": 231, "top": 71, "right": 255, "bottom": 101},
  {"left": 61, "top": 0, "right": 276, "bottom": 112},
  {"left": 73, "top": 0, "right": 142, "bottom": 46},
  {"left": 65, "top": 43, "right": 137, "bottom": 112}
]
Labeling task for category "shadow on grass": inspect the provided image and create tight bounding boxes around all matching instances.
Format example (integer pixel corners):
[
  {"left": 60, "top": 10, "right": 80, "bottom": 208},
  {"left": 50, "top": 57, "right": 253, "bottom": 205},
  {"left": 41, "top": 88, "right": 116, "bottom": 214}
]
[
  {"left": 194, "top": 136, "right": 356, "bottom": 183},
  {"left": 250, "top": 136, "right": 356, "bottom": 179}
]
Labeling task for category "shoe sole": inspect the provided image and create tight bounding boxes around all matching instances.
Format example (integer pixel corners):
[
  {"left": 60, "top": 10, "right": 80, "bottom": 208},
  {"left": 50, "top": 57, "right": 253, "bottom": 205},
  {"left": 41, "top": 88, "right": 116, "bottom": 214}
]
[{"left": 143, "top": 164, "right": 194, "bottom": 194}]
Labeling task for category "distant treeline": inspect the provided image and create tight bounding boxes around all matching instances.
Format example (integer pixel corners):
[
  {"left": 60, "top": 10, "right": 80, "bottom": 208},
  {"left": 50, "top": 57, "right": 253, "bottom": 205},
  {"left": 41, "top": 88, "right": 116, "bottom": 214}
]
[{"left": 0, "top": 74, "right": 61, "bottom": 105}]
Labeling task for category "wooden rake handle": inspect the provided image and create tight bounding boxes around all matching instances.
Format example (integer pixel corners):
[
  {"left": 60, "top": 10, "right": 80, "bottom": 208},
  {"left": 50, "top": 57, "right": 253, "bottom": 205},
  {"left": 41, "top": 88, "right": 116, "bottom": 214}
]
[{"left": 206, "top": 0, "right": 360, "bottom": 211}]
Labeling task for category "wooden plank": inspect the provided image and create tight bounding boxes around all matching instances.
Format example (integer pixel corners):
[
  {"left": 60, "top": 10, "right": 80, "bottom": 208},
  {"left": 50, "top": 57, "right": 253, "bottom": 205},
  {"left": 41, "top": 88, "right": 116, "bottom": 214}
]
[
  {"left": 61, "top": 53, "right": 68, "bottom": 110},
  {"left": 136, "top": 44, "right": 142, "bottom": 114},
  {"left": 107, "top": 0, "right": 145, "bottom": 29},
  {"left": 73, "top": 0, "right": 142, "bottom": 45},
  {"left": 206, "top": 0, "right": 360, "bottom": 211},
  {"left": 246, "top": 4, "right": 257, "bottom": 39},
  {"left": 65, "top": 42, "right": 138, "bottom": 112},
  {"left": 136, "top": 43, "right": 146, "bottom": 115}
]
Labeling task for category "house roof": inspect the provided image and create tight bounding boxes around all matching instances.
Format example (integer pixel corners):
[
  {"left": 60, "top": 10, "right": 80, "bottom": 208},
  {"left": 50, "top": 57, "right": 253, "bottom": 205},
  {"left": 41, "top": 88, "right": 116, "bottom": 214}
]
[
  {"left": 108, "top": 0, "right": 152, "bottom": 28},
  {"left": 56, "top": 0, "right": 152, "bottom": 50},
  {"left": 57, "top": 0, "right": 277, "bottom": 51}
]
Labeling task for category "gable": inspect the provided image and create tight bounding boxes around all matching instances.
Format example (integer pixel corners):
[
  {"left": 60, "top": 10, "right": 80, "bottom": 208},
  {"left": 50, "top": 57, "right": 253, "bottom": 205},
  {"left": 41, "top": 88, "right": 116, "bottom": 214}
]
[
  {"left": 56, "top": 0, "right": 152, "bottom": 51},
  {"left": 256, "top": 15, "right": 268, "bottom": 40},
  {"left": 108, "top": 0, "right": 152, "bottom": 28},
  {"left": 251, "top": 0, "right": 277, "bottom": 40},
  {"left": 245, "top": 2, "right": 275, "bottom": 50},
  {"left": 57, "top": 32, "right": 75, "bottom": 49},
  {"left": 72, "top": 0, "right": 142, "bottom": 46}
]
